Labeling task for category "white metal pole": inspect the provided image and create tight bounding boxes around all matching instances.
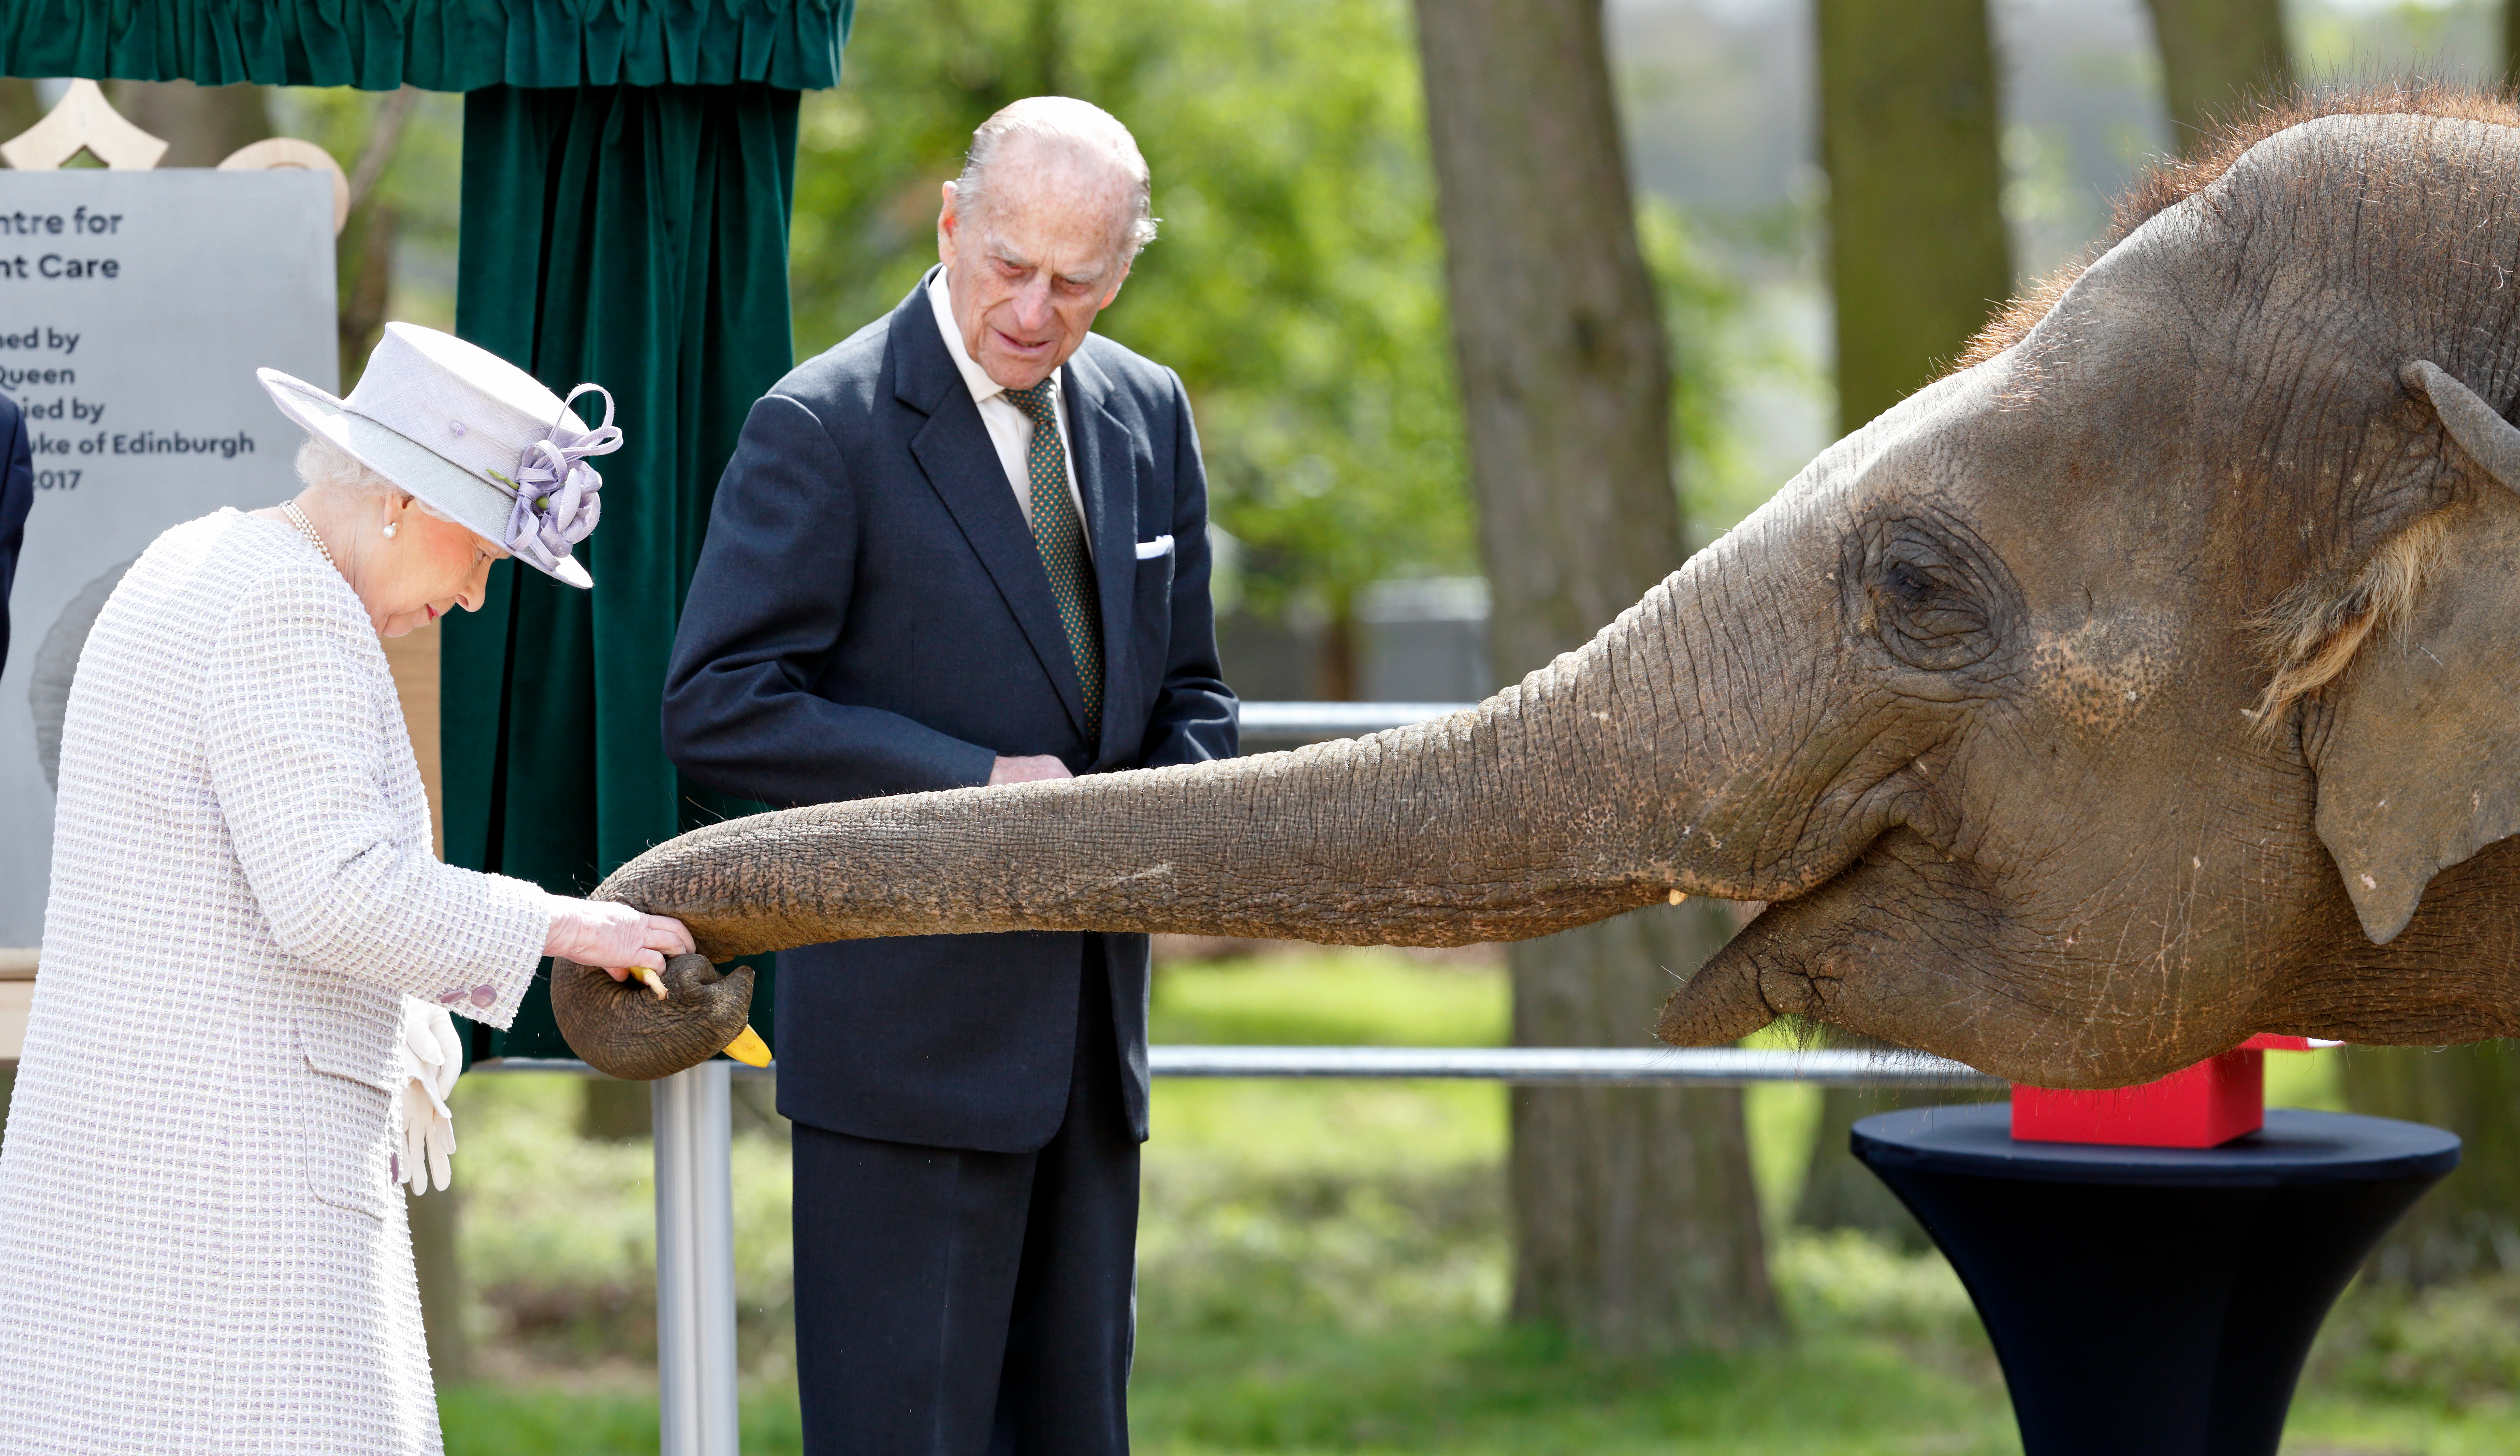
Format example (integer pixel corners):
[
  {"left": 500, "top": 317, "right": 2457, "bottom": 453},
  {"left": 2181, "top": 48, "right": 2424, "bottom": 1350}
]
[{"left": 653, "top": 1061, "right": 739, "bottom": 1456}]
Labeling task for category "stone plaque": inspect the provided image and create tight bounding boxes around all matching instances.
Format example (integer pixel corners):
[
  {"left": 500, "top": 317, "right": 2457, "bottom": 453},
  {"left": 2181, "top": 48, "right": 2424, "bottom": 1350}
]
[{"left": 0, "top": 169, "right": 336, "bottom": 946}]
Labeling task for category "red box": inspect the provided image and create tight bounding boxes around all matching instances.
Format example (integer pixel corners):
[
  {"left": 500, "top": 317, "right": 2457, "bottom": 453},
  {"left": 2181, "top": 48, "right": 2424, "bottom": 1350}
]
[{"left": 2011, "top": 1049, "right": 2265, "bottom": 1148}]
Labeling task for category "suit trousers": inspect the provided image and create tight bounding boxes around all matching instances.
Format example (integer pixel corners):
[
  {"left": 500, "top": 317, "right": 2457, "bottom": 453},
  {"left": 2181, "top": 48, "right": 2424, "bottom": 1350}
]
[{"left": 792, "top": 948, "right": 1139, "bottom": 1454}]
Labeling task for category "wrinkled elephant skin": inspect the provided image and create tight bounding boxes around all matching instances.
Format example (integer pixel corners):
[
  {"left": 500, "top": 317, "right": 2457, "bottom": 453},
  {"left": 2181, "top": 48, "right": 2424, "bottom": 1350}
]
[{"left": 576, "top": 97, "right": 2520, "bottom": 1089}]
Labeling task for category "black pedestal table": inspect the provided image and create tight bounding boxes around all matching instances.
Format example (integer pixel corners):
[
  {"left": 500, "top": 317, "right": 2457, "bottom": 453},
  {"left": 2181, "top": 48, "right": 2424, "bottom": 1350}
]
[{"left": 1853, "top": 1105, "right": 2458, "bottom": 1456}]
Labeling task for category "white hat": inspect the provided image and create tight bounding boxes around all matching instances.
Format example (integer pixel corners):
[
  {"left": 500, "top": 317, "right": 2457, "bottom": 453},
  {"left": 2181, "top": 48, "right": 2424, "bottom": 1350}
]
[{"left": 257, "top": 323, "right": 622, "bottom": 590}]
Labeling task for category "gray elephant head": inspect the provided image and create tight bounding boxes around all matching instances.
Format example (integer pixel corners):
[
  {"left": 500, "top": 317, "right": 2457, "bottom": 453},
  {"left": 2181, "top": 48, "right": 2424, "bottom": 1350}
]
[{"left": 563, "top": 93, "right": 2520, "bottom": 1088}]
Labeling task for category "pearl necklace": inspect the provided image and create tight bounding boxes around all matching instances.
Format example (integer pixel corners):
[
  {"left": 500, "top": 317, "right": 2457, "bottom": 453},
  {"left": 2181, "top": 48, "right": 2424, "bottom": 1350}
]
[{"left": 281, "top": 501, "right": 340, "bottom": 573}]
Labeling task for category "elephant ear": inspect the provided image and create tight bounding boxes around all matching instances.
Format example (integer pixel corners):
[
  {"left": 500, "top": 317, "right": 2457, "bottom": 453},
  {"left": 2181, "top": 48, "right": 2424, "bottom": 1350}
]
[{"left": 2314, "top": 362, "right": 2520, "bottom": 944}]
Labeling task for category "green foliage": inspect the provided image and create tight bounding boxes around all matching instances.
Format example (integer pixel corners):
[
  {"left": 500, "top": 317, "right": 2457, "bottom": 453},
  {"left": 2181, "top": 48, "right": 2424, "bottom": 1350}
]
[
  {"left": 1636, "top": 198, "right": 1788, "bottom": 544},
  {"left": 1151, "top": 947, "right": 1507, "bottom": 1047},
  {"left": 440, "top": 1384, "right": 804, "bottom": 1454},
  {"left": 437, "top": 951, "right": 2520, "bottom": 1454},
  {"left": 2310, "top": 1272, "right": 2520, "bottom": 1414},
  {"left": 1128, "top": 1322, "right": 2017, "bottom": 1455},
  {"left": 269, "top": 88, "right": 470, "bottom": 334},
  {"left": 791, "top": 0, "right": 1474, "bottom": 618},
  {"left": 1773, "top": 1229, "right": 1984, "bottom": 1357},
  {"left": 1146, "top": 951, "right": 1512, "bottom": 1335},
  {"left": 446, "top": 1071, "right": 796, "bottom": 1372},
  {"left": 251, "top": 6, "right": 1782, "bottom": 619}
]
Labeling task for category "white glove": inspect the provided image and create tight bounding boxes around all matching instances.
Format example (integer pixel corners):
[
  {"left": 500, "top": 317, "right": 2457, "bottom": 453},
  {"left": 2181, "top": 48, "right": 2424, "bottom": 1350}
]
[{"left": 397, "top": 998, "right": 463, "bottom": 1196}]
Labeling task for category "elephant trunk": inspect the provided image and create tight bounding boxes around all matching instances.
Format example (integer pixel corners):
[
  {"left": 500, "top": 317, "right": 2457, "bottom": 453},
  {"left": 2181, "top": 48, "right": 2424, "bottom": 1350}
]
[
  {"left": 604, "top": 674, "right": 1661, "bottom": 961},
  {"left": 565, "top": 536, "right": 1852, "bottom": 1075},
  {"left": 597, "top": 557, "right": 1820, "bottom": 962}
]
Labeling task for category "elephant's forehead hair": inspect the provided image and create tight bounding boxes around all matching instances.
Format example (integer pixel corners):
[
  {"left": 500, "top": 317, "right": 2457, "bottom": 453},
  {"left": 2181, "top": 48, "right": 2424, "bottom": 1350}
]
[{"left": 1955, "top": 84, "right": 2520, "bottom": 376}]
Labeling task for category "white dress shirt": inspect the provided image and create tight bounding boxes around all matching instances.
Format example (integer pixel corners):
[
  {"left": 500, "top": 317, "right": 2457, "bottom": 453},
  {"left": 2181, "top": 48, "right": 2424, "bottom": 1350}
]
[{"left": 928, "top": 270, "right": 1092, "bottom": 557}]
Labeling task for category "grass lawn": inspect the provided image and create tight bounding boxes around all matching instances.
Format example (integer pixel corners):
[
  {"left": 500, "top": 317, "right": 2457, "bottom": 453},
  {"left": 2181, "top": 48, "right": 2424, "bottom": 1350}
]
[{"left": 439, "top": 948, "right": 2520, "bottom": 1455}]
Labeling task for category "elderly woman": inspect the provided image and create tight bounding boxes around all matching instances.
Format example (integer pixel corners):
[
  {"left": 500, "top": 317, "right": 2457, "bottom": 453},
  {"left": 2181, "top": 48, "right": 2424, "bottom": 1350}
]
[{"left": 0, "top": 323, "right": 687, "bottom": 1453}]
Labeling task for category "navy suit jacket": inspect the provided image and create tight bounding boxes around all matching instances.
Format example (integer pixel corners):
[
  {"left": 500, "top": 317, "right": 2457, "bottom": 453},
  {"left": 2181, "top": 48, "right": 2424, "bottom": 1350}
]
[
  {"left": 0, "top": 393, "right": 30, "bottom": 675},
  {"left": 663, "top": 274, "right": 1236, "bottom": 1152}
]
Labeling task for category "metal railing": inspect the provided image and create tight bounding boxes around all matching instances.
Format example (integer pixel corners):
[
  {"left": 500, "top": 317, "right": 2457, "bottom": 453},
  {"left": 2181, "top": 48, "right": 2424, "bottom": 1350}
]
[
  {"left": 1234, "top": 700, "right": 1474, "bottom": 745},
  {"left": 484, "top": 1046, "right": 1998, "bottom": 1087},
  {"left": 470, "top": 701, "right": 2002, "bottom": 1456},
  {"left": 473, "top": 1046, "right": 1997, "bottom": 1455}
]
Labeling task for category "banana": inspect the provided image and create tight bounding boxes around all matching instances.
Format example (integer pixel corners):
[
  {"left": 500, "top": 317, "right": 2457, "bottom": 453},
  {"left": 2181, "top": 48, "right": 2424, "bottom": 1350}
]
[{"left": 721, "top": 1024, "right": 772, "bottom": 1068}]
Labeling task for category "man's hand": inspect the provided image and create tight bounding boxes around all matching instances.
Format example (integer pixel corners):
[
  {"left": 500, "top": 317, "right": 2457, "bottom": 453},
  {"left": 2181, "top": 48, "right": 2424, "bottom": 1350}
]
[{"left": 989, "top": 754, "right": 1073, "bottom": 785}]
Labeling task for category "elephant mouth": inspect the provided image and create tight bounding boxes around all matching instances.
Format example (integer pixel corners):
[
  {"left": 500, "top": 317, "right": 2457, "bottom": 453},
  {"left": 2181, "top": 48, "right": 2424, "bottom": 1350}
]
[
  {"left": 1658, "top": 829, "right": 2033, "bottom": 1066},
  {"left": 1668, "top": 828, "right": 2282, "bottom": 1089}
]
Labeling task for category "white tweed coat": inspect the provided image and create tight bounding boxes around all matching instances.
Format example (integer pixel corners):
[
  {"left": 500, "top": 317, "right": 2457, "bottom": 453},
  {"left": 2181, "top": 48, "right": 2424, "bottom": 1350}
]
[{"left": 0, "top": 509, "right": 551, "bottom": 1454}]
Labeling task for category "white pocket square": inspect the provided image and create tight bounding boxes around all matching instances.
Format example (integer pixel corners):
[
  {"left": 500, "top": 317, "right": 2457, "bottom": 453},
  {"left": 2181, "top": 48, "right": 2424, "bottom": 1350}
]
[{"left": 1134, "top": 534, "right": 1175, "bottom": 560}]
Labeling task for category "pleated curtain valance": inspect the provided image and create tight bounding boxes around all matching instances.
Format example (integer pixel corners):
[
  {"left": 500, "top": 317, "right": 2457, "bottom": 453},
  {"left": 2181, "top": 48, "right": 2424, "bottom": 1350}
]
[{"left": 0, "top": 0, "right": 849, "bottom": 91}]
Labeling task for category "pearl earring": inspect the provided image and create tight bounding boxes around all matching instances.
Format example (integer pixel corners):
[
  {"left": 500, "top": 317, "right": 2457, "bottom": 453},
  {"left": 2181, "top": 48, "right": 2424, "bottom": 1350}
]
[{"left": 382, "top": 522, "right": 399, "bottom": 539}]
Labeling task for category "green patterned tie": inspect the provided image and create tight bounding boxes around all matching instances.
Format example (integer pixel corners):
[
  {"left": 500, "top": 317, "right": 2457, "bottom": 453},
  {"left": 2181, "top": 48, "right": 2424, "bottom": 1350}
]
[{"left": 1003, "top": 380, "right": 1102, "bottom": 741}]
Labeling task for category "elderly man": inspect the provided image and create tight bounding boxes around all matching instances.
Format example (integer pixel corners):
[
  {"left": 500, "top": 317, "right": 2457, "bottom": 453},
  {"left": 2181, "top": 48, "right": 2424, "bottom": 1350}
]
[{"left": 664, "top": 98, "right": 1235, "bottom": 1449}]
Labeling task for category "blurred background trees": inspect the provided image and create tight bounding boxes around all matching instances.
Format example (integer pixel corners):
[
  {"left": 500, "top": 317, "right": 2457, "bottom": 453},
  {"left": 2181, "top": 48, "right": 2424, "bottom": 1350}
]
[
  {"left": 1815, "top": 0, "right": 2009, "bottom": 433},
  {"left": 2145, "top": 0, "right": 2293, "bottom": 150},
  {"left": 20, "top": 0, "right": 2520, "bottom": 1435},
  {"left": 782, "top": 0, "right": 1759, "bottom": 698},
  {"left": 788, "top": 0, "right": 1474, "bottom": 696},
  {"left": 1410, "top": 0, "right": 1774, "bottom": 1352}
]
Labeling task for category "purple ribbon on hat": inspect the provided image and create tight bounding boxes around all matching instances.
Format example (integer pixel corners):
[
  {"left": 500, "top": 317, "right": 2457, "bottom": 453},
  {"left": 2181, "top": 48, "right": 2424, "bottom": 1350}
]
[{"left": 503, "top": 383, "right": 622, "bottom": 574}]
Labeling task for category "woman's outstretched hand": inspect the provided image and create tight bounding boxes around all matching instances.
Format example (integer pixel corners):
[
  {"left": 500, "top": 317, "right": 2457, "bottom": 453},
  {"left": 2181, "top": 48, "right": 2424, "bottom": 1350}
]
[{"left": 545, "top": 898, "right": 696, "bottom": 985}]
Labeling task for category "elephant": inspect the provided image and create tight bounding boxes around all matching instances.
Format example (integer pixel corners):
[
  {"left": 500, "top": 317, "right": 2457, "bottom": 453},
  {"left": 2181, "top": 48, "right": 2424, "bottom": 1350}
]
[{"left": 556, "top": 91, "right": 2520, "bottom": 1090}]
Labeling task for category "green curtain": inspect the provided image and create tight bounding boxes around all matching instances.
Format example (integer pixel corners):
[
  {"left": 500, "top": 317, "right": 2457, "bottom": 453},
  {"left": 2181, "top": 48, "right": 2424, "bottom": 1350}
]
[
  {"left": 0, "top": 1, "right": 846, "bottom": 90},
  {"left": 445, "top": 81, "right": 799, "bottom": 1059},
  {"left": 3, "top": 3, "right": 842, "bottom": 1064}
]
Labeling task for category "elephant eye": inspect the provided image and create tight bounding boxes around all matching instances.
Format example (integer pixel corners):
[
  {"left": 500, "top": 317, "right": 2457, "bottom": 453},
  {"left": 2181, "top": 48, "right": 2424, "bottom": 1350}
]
[
  {"left": 1846, "top": 514, "right": 2013, "bottom": 673},
  {"left": 1884, "top": 560, "right": 1933, "bottom": 602}
]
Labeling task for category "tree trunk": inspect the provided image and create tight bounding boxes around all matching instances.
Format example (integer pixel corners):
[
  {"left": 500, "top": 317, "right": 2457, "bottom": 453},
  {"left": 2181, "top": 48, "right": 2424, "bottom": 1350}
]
[
  {"left": 1314, "top": 603, "right": 1358, "bottom": 703},
  {"left": 1815, "top": 0, "right": 2012, "bottom": 433},
  {"left": 104, "top": 81, "right": 272, "bottom": 167},
  {"left": 1795, "top": 1085, "right": 1929, "bottom": 1250},
  {"left": 2509, "top": 0, "right": 2520, "bottom": 94},
  {"left": 2142, "top": 0, "right": 2292, "bottom": 156},
  {"left": 0, "top": 80, "right": 40, "bottom": 145},
  {"left": 1793, "top": 1031, "right": 2001, "bottom": 1253},
  {"left": 1029, "top": 0, "right": 1066, "bottom": 100},
  {"left": 580, "top": 1078, "right": 653, "bottom": 1140},
  {"left": 339, "top": 202, "right": 399, "bottom": 383},
  {"left": 1409, "top": 0, "right": 1776, "bottom": 1351},
  {"left": 1412, "top": 0, "right": 1683, "bottom": 673},
  {"left": 2338, "top": 1042, "right": 2520, "bottom": 1285},
  {"left": 338, "top": 88, "right": 425, "bottom": 386},
  {"left": 1509, "top": 901, "right": 1778, "bottom": 1349}
]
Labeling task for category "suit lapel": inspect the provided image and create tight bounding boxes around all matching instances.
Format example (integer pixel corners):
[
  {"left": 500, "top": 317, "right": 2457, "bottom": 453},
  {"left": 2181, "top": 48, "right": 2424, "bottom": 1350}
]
[
  {"left": 1061, "top": 347, "right": 1141, "bottom": 764},
  {"left": 893, "top": 282, "right": 1093, "bottom": 739}
]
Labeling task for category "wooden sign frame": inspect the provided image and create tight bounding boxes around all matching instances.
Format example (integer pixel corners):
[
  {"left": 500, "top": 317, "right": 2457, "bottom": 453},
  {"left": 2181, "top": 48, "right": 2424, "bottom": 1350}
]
[{"left": 3, "top": 80, "right": 348, "bottom": 234}]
